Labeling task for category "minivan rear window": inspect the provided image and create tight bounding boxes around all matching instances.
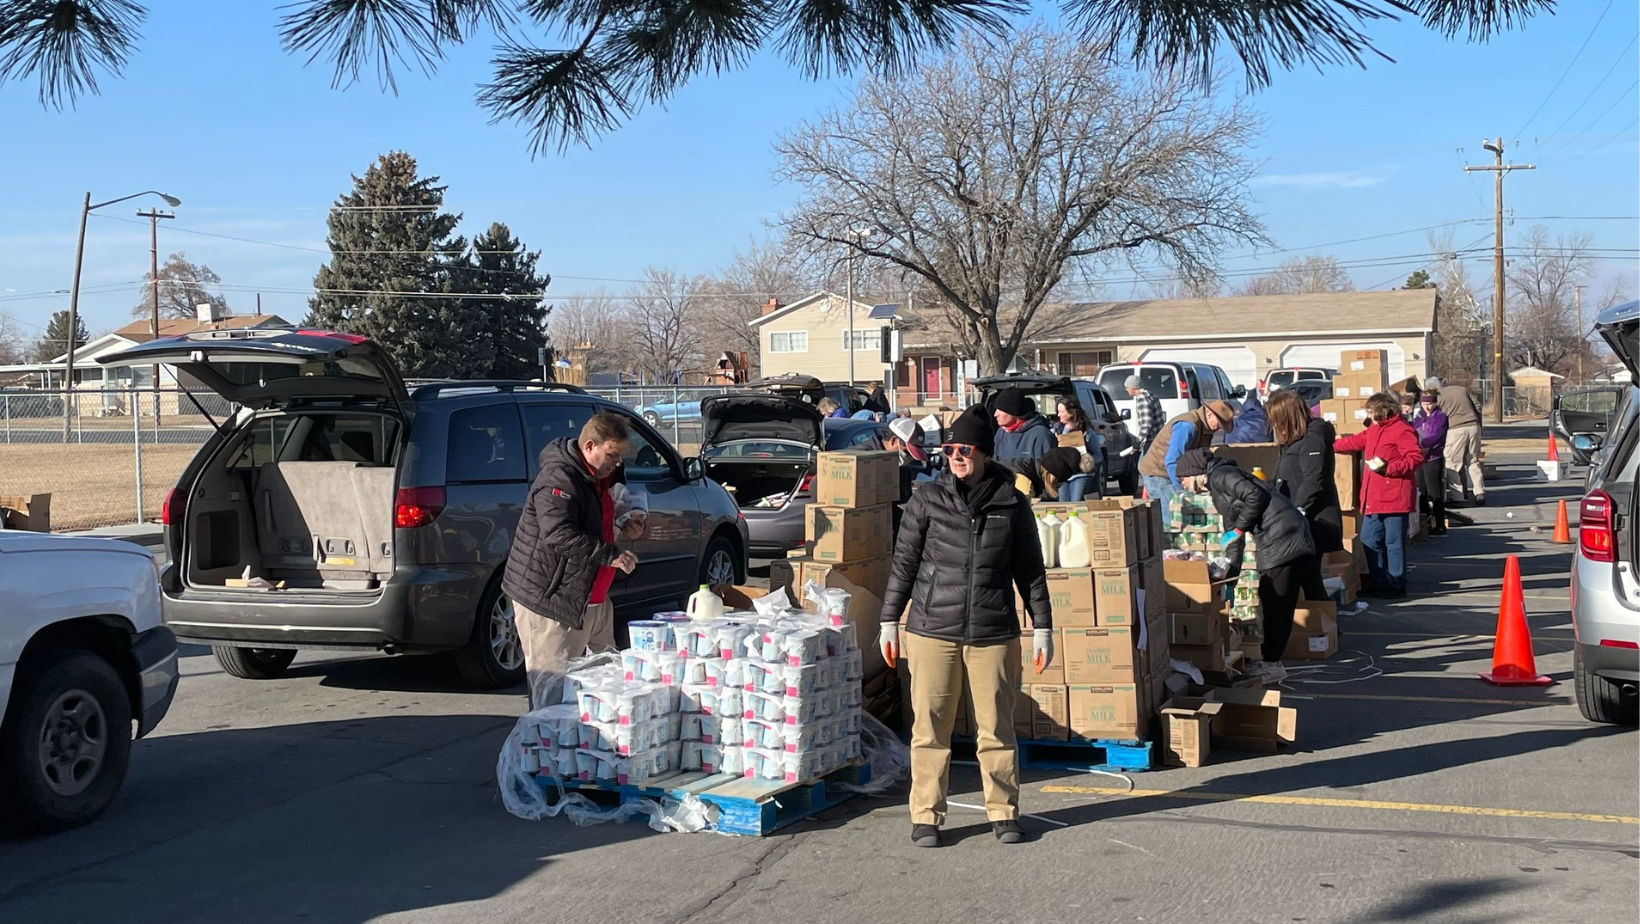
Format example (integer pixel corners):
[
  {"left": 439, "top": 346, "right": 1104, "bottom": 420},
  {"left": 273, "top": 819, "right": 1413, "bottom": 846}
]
[
  {"left": 447, "top": 404, "right": 526, "bottom": 483},
  {"left": 1099, "top": 367, "right": 1179, "bottom": 399},
  {"left": 1267, "top": 371, "right": 1297, "bottom": 388}
]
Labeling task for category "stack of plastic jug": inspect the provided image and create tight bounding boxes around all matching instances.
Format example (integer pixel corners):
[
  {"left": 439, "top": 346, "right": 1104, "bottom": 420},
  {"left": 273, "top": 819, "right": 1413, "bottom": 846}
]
[
  {"left": 1037, "top": 513, "right": 1061, "bottom": 568},
  {"left": 686, "top": 585, "right": 725, "bottom": 621},
  {"left": 1057, "top": 512, "right": 1091, "bottom": 568}
]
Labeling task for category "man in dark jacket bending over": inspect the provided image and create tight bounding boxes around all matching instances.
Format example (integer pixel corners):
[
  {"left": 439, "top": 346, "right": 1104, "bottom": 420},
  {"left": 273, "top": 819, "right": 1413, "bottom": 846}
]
[{"left": 504, "top": 412, "right": 643, "bottom": 706}]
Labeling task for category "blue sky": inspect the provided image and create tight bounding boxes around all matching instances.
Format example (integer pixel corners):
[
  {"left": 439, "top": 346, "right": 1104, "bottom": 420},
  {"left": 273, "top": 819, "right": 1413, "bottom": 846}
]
[{"left": 1, "top": 2, "right": 1635, "bottom": 342}]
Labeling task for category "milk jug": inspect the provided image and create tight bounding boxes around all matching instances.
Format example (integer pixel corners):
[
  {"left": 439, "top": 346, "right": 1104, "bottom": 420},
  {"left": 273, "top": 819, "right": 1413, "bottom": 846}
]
[
  {"left": 686, "top": 585, "right": 724, "bottom": 621},
  {"left": 1057, "top": 513, "right": 1091, "bottom": 568},
  {"left": 1037, "top": 514, "right": 1061, "bottom": 568}
]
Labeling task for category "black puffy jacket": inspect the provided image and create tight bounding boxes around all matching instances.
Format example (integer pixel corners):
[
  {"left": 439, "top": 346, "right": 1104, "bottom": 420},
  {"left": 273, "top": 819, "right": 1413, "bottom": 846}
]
[
  {"left": 502, "top": 438, "right": 624, "bottom": 629},
  {"left": 880, "top": 462, "right": 1053, "bottom": 643},
  {"left": 1274, "top": 418, "right": 1345, "bottom": 555},
  {"left": 1204, "top": 456, "right": 1316, "bottom": 570}
]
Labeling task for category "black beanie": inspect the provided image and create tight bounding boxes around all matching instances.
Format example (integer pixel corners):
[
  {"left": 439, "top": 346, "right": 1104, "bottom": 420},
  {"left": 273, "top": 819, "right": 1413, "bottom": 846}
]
[
  {"left": 948, "top": 406, "right": 995, "bottom": 455},
  {"left": 1174, "top": 448, "right": 1215, "bottom": 478},
  {"left": 994, "top": 388, "right": 1034, "bottom": 418}
]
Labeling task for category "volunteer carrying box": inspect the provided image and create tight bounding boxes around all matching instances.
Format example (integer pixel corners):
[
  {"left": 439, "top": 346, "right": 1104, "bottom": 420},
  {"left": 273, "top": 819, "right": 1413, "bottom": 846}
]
[
  {"left": 813, "top": 450, "right": 900, "bottom": 508},
  {"left": 804, "top": 504, "right": 892, "bottom": 562}
]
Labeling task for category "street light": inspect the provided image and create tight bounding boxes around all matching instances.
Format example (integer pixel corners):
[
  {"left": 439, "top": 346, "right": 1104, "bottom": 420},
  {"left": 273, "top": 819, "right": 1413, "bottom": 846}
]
[{"left": 62, "top": 190, "right": 181, "bottom": 441}]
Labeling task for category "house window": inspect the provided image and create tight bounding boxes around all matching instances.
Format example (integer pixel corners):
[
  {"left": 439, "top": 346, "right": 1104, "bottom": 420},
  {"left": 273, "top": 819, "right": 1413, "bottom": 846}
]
[
  {"left": 769, "top": 331, "right": 808, "bottom": 353},
  {"left": 841, "top": 329, "right": 881, "bottom": 352},
  {"left": 1056, "top": 351, "right": 1112, "bottom": 376}
]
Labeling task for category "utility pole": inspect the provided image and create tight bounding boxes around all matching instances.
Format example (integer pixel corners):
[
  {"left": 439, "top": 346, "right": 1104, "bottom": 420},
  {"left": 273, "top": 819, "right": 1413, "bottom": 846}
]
[
  {"left": 845, "top": 246, "right": 856, "bottom": 385},
  {"left": 1464, "top": 137, "right": 1534, "bottom": 423},
  {"left": 137, "top": 208, "right": 174, "bottom": 426},
  {"left": 1574, "top": 284, "right": 1586, "bottom": 384}
]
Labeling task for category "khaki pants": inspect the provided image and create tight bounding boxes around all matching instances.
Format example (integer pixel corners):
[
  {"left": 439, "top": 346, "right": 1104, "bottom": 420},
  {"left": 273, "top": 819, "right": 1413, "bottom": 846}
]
[
  {"left": 904, "top": 631, "right": 1021, "bottom": 825},
  {"left": 517, "top": 599, "right": 616, "bottom": 709},
  {"left": 1443, "top": 425, "right": 1485, "bottom": 501}
]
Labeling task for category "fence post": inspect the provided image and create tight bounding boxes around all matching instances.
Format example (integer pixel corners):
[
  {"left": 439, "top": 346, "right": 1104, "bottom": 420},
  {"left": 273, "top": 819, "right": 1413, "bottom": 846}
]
[
  {"left": 132, "top": 388, "right": 145, "bottom": 524},
  {"left": 672, "top": 384, "right": 681, "bottom": 445},
  {"left": 3, "top": 394, "right": 8, "bottom": 444}
]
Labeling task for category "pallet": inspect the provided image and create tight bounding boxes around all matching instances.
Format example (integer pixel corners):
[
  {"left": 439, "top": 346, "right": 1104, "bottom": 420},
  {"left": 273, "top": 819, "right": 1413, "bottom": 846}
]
[
  {"left": 538, "top": 761, "right": 872, "bottom": 836},
  {"left": 952, "top": 735, "right": 1152, "bottom": 772}
]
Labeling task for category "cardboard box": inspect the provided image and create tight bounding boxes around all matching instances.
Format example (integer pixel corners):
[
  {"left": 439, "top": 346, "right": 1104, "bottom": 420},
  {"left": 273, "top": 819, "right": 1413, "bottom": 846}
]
[
  {"left": 0, "top": 493, "right": 51, "bottom": 532},
  {"left": 714, "top": 585, "right": 771, "bottom": 609},
  {"left": 1062, "top": 627, "right": 1137, "bottom": 683},
  {"left": 1046, "top": 568, "right": 1097, "bottom": 627},
  {"left": 1083, "top": 500, "right": 1142, "bottom": 565},
  {"left": 768, "top": 559, "right": 799, "bottom": 597},
  {"left": 1340, "top": 511, "right": 1361, "bottom": 549},
  {"left": 1092, "top": 565, "right": 1140, "bottom": 626},
  {"left": 804, "top": 504, "right": 892, "bottom": 562},
  {"left": 1162, "top": 559, "right": 1229, "bottom": 614},
  {"left": 1284, "top": 601, "right": 1339, "bottom": 660},
  {"left": 1159, "top": 696, "right": 1223, "bottom": 767},
  {"left": 1213, "top": 442, "right": 1281, "bottom": 480},
  {"left": 1335, "top": 454, "right": 1361, "bottom": 512},
  {"left": 814, "top": 450, "right": 900, "bottom": 508},
  {"left": 1170, "top": 610, "right": 1226, "bottom": 646},
  {"left": 1331, "top": 370, "right": 1389, "bottom": 399},
  {"left": 1022, "top": 630, "right": 1064, "bottom": 684},
  {"left": 1057, "top": 430, "right": 1087, "bottom": 450},
  {"left": 1171, "top": 640, "right": 1236, "bottom": 674},
  {"left": 1209, "top": 687, "right": 1298, "bottom": 752},
  {"left": 1019, "top": 684, "right": 1071, "bottom": 741},
  {"left": 1068, "top": 682, "right": 1148, "bottom": 740},
  {"left": 791, "top": 556, "right": 891, "bottom": 679},
  {"left": 1340, "top": 349, "right": 1387, "bottom": 373}
]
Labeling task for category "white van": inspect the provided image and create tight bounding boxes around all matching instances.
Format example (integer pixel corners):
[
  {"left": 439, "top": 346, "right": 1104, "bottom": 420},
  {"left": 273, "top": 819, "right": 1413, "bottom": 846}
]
[{"left": 1096, "top": 361, "right": 1246, "bottom": 426}]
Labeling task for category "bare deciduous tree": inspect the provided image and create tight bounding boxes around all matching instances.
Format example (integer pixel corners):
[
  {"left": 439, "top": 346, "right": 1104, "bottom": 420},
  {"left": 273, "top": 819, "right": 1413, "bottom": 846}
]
[
  {"left": 697, "top": 237, "right": 814, "bottom": 367},
  {"left": 1235, "top": 254, "right": 1354, "bottom": 296},
  {"left": 626, "top": 268, "right": 705, "bottom": 383},
  {"left": 0, "top": 310, "right": 26, "bottom": 365},
  {"left": 132, "top": 252, "right": 232, "bottom": 320},
  {"left": 548, "top": 289, "right": 631, "bottom": 375},
  {"left": 777, "top": 26, "right": 1266, "bottom": 374},
  {"left": 1426, "top": 230, "right": 1487, "bottom": 381},
  {"left": 1505, "top": 225, "right": 1596, "bottom": 375}
]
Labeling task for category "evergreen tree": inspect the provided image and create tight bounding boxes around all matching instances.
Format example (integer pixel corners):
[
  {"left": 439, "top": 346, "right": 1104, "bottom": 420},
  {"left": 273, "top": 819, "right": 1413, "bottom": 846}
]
[
  {"left": 33, "top": 310, "right": 88, "bottom": 362},
  {"left": 306, "top": 152, "right": 466, "bottom": 377},
  {"left": 458, "top": 223, "right": 552, "bottom": 379},
  {"left": 1402, "top": 269, "right": 1435, "bottom": 289}
]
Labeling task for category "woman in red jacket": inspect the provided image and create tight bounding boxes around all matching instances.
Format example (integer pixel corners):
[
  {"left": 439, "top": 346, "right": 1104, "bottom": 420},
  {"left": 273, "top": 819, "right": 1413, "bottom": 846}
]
[{"left": 1334, "top": 393, "right": 1425, "bottom": 598}]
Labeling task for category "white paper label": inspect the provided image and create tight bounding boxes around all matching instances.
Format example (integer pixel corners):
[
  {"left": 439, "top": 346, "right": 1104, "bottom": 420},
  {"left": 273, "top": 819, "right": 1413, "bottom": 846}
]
[{"left": 1309, "top": 636, "right": 1329, "bottom": 652}]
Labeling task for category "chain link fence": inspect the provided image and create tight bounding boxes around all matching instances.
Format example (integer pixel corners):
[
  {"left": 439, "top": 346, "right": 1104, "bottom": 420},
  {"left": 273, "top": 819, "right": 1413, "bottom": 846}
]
[
  {"left": 584, "top": 385, "right": 741, "bottom": 453},
  {"left": 0, "top": 387, "right": 224, "bottom": 531}
]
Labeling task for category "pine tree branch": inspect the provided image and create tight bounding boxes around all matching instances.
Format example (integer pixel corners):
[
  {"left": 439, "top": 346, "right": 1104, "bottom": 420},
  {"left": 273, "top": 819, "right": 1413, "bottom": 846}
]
[{"left": 0, "top": 0, "right": 144, "bottom": 108}]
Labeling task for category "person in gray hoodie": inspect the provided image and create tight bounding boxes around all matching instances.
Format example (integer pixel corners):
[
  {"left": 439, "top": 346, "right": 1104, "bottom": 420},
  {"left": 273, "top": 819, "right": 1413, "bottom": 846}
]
[{"left": 1427, "top": 376, "right": 1485, "bottom": 505}]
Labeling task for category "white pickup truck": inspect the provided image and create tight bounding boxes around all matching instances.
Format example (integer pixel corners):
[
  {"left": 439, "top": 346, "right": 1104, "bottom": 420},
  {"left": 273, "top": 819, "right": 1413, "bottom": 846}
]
[{"left": 0, "top": 532, "right": 179, "bottom": 832}]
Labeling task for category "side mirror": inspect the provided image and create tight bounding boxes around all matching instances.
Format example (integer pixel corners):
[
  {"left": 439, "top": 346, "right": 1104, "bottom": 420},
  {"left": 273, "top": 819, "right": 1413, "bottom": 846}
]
[
  {"left": 1232, "top": 385, "right": 1248, "bottom": 398},
  {"left": 684, "top": 457, "right": 704, "bottom": 481},
  {"left": 1120, "top": 408, "right": 1132, "bottom": 420},
  {"left": 1571, "top": 434, "right": 1602, "bottom": 453}
]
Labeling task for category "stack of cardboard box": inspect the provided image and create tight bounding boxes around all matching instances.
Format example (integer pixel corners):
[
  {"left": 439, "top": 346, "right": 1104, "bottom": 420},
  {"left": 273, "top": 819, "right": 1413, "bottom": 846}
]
[
  {"left": 1318, "top": 348, "right": 1391, "bottom": 435},
  {"left": 769, "top": 451, "right": 899, "bottom": 682}
]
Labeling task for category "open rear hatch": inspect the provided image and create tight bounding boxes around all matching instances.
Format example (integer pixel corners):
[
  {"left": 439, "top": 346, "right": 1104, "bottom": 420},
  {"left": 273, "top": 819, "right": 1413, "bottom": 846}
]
[{"left": 700, "top": 394, "right": 824, "bottom": 510}]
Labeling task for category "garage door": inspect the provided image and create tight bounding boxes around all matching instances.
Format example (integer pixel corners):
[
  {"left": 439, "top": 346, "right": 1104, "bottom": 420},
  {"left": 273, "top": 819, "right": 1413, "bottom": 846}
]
[
  {"left": 1137, "top": 347, "right": 1258, "bottom": 391},
  {"left": 1280, "top": 343, "right": 1406, "bottom": 382}
]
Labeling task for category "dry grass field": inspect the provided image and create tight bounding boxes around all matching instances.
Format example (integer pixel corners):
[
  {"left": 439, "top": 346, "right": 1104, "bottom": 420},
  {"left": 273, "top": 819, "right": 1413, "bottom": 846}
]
[{"left": 0, "top": 443, "right": 198, "bottom": 530}]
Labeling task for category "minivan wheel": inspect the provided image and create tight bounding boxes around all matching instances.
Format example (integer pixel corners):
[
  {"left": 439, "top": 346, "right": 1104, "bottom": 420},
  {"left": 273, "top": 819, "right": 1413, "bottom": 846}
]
[
  {"left": 0, "top": 651, "right": 133, "bottom": 833},
  {"left": 213, "top": 646, "right": 297, "bottom": 680},
  {"left": 455, "top": 579, "right": 528, "bottom": 690},
  {"left": 1574, "top": 648, "right": 1639, "bottom": 726},
  {"left": 699, "top": 536, "right": 741, "bottom": 587}
]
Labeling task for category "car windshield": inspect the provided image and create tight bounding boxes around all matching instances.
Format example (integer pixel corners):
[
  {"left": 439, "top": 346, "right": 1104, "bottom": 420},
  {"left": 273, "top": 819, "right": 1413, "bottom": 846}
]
[
  {"left": 701, "top": 441, "right": 814, "bottom": 460},
  {"left": 1267, "top": 371, "right": 1297, "bottom": 387},
  {"left": 1098, "top": 366, "right": 1179, "bottom": 399}
]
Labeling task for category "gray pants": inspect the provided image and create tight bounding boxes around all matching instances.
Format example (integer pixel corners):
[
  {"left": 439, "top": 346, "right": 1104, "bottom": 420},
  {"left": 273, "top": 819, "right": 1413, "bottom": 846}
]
[
  {"left": 516, "top": 599, "right": 616, "bottom": 709},
  {"left": 1443, "top": 425, "right": 1484, "bottom": 500}
]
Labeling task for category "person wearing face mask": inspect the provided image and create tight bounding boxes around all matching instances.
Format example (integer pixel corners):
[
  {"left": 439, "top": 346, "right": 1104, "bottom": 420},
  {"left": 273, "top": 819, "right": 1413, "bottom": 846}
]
[
  {"left": 879, "top": 406, "right": 1052, "bottom": 849},
  {"left": 504, "top": 412, "right": 645, "bottom": 707},
  {"left": 1173, "top": 448, "right": 1318, "bottom": 684},
  {"left": 1333, "top": 393, "right": 1425, "bottom": 598},
  {"left": 1412, "top": 390, "right": 1450, "bottom": 536}
]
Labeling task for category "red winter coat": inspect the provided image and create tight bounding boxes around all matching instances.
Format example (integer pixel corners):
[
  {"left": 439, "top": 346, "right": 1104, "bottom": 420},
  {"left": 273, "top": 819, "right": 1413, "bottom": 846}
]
[{"left": 1334, "top": 416, "right": 1424, "bottom": 515}]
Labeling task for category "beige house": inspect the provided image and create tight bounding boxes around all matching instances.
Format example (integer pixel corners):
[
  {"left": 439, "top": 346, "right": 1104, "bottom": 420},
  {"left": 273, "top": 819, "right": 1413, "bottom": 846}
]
[{"left": 749, "top": 292, "right": 892, "bottom": 385}]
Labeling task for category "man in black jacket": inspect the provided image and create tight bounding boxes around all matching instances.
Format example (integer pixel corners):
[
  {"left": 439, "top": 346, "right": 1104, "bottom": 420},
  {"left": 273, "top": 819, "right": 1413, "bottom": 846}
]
[
  {"left": 503, "top": 412, "right": 643, "bottom": 706},
  {"left": 1175, "top": 449, "right": 1319, "bottom": 683},
  {"left": 880, "top": 407, "right": 1053, "bottom": 848}
]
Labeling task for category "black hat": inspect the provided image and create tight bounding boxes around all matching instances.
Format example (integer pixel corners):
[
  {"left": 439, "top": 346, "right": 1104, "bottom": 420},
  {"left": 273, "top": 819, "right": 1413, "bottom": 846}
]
[
  {"left": 947, "top": 406, "right": 995, "bottom": 455},
  {"left": 994, "top": 388, "right": 1034, "bottom": 418},
  {"left": 1174, "top": 448, "right": 1216, "bottom": 478}
]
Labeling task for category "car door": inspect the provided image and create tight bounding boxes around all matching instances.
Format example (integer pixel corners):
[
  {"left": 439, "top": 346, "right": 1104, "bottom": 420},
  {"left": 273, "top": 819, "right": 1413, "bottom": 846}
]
[
  {"left": 1554, "top": 387, "right": 1627, "bottom": 462},
  {"left": 608, "top": 412, "right": 704, "bottom": 610}
]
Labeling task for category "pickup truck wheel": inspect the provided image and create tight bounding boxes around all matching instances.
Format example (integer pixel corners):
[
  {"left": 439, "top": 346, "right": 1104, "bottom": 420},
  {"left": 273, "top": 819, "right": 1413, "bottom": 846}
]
[
  {"left": 0, "top": 651, "right": 133, "bottom": 833},
  {"left": 213, "top": 646, "right": 297, "bottom": 680},
  {"left": 1574, "top": 648, "right": 1639, "bottom": 726},
  {"left": 455, "top": 579, "right": 528, "bottom": 690}
]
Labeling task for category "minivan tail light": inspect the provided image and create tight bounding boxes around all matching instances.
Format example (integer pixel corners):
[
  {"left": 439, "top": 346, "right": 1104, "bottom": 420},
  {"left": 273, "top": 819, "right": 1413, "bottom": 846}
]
[
  {"left": 395, "top": 487, "right": 446, "bottom": 529},
  {"left": 161, "top": 487, "right": 182, "bottom": 525},
  {"left": 1579, "top": 491, "right": 1614, "bottom": 563}
]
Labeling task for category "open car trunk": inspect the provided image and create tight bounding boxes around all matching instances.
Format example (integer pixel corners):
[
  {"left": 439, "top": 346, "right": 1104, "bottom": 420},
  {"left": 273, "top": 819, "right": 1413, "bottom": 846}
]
[
  {"left": 182, "top": 411, "right": 402, "bottom": 594},
  {"left": 704, "top": 457, "right": 810, "bottom": 509}
]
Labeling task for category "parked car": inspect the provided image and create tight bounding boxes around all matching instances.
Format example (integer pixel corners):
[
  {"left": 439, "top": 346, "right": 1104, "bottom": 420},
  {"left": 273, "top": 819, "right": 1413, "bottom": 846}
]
[
  {"left": 700, "top": 396, "right": 923, "bottom": 557},
  {"left": 745, "top": 374, "right": 872, "bottom": 415},
  {"left": 637, "top": 398, "right": 703, "bottom": 428},
  {"left": 1553, "top": 386, "right": 1627, "bottom": 466},
  {"left": 1567, "top": 299, "right": 1638, "bottom": 726},
  {"left": 1262, "top": 367, "right": 1334, "bottom": 397},
  {"left": 1, "top": 533, "right": 179, "bottom": 832},
  {"left": 1096, "top": 361, "right": 1246, "bottom": 426},
  {"left": 971, "top": 373, "right": 1141, "bottom": 496},
  {"left": 98, "top": 328, "right": 747, "bottom": 689}
]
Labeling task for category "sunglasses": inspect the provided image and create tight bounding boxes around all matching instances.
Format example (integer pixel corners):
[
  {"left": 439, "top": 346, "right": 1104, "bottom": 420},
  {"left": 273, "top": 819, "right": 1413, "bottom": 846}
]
[{"left": 940, "top": 443, "right": 978, "bottom": 458}]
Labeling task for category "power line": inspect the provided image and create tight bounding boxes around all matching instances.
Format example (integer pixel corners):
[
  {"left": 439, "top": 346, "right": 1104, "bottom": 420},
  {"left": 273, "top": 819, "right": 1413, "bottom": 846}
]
[
  {"left": 1541, "top": 78, "right": 1640, "bottom": 160},
  {"left": 1534, "top": 33, "right": 1639, "bottom": 147},
  {"left": 1516, "top": 0, "right": 1616, "bottom": 140},
  {"left": 1560, "top": 115, "right": 1640, "bottom": 164}
]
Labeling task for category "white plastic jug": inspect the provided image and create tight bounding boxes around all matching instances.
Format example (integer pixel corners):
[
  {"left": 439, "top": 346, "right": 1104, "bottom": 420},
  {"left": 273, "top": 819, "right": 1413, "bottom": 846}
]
[
  {"left": 1057, "top": 513, "right": 1091, "bottom": 568},
  {"left": 1037, "top": 514, "right": 1061, "bottom": 569},
  {"left": 686, "top": 585, "right": 724, "bottom": 621}
]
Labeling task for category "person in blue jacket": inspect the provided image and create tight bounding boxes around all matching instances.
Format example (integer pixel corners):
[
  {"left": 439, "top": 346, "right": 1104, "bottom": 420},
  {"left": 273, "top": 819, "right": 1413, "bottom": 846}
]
[
  {"left": 991, "top": 388, "right": 1056, "bottom": 469},
  {"left": 1225, "top": 391, "right": 1271, "bottom": 444}
]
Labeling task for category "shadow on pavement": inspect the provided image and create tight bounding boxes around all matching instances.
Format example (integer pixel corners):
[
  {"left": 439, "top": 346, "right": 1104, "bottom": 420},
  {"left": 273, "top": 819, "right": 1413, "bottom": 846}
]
[{"left": 1342, "top": 875, "right": 1534, "bottom": 924}]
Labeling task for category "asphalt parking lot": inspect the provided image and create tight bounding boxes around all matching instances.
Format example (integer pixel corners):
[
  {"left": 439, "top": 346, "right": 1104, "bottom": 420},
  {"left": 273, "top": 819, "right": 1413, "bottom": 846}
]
[{"left": 5, "top": 446, "right": 1635, "bottom": 924}]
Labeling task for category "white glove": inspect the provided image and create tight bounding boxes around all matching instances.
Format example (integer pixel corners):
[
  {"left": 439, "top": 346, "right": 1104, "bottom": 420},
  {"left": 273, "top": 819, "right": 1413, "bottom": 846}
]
[
  {"left": 1032, "top": 628, "right": 1053, "bottom": 674},
  {"left": 880, "top": 622, "right": 900, "bottom": 668}
]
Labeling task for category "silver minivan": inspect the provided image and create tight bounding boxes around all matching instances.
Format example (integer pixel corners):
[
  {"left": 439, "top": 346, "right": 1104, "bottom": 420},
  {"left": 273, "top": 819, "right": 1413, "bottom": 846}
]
[
  {"left": 1097, "top": 361, "right": 1246, "bottom": 424},
  {"left": 99, "top": 328, "right": 747, "bottom": 689}
]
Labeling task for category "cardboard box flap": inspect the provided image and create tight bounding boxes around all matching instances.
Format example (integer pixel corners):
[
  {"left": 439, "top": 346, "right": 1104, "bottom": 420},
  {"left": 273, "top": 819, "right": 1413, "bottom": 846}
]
[{"left": 1207, "top": 687, "right": 1297, "bottom": 749}]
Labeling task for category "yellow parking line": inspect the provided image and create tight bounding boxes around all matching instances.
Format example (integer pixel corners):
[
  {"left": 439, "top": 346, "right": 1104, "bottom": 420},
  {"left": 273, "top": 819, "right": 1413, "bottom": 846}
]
[
  {"left": 1295, "top": 692, "right": 1568, "bottom": 707},
  {"left": 1039, "top": 785, "right": 1638, "bottom": 825},
  {"left": 1343, "top": 631, "right": 1574, "bottom": 639}
]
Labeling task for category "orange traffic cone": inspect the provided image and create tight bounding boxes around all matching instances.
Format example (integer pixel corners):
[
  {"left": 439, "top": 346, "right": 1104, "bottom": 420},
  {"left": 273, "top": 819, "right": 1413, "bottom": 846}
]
[
  {"left": 1547, "top": 430, "right": 1560, "bottom": 462},
  {"left": 1552, "top": 499, "right": 1572, "bottom": 544},
  {"left": 1479, "top": 555, "right": 1553, "bottom": 686}
]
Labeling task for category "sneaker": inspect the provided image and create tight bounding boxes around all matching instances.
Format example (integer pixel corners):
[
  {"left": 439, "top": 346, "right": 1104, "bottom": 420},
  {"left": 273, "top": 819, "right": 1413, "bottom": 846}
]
[
  {"left": 992, "top": 820, "right": 1025, "bottom": 844},
  {"left": 1474, "top": 496, "right": 1487, "bottom": 507},
  {"left": 1429, "top": 525, "right": 1448, "bottom": 536},
  {"left": 1245, "top": 660, "right": 1288, "bottom": 683},
  {"left": 911, "top": 824, "right": 941, "bottom": 848}
]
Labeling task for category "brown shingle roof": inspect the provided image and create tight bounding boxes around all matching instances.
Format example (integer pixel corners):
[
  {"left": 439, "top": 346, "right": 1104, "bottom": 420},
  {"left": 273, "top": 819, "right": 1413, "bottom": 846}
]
[{"left": 113, "top": 314, "right": 290, "bottom": 342}]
